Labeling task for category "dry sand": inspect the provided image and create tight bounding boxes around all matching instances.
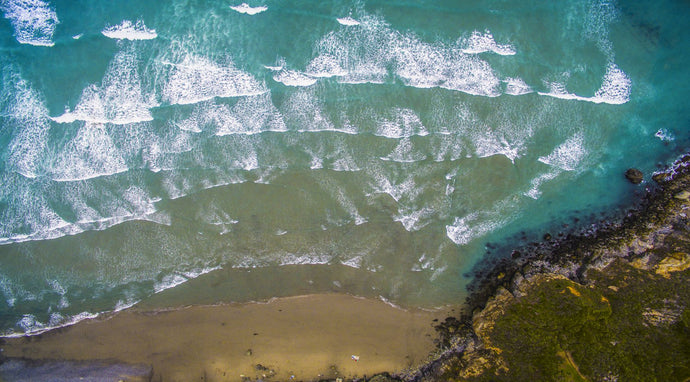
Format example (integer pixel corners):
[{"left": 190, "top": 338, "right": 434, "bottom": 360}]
[{"left": 1, "top": 294, "right": 457, "bottom": 381}]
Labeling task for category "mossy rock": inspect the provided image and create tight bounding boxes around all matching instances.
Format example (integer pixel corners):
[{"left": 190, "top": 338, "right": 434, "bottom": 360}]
[{"left": 460, "top": 265, "right": 689, "bottom": 381}]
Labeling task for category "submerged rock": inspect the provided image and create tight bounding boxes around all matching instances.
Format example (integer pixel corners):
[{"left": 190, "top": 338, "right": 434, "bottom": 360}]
[{"left": 625, "top": 168, "right": 644, "bottom": 184}]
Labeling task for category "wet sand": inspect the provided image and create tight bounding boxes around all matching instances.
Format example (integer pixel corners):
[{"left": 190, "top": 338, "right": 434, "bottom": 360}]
[{"left": 1, "top": 294, "right": 456, "bottom": 381}]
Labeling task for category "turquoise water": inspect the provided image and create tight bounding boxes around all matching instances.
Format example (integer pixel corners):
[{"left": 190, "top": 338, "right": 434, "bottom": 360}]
[{"left": 0, "top": 0, "right": 688, "bottom": 335}]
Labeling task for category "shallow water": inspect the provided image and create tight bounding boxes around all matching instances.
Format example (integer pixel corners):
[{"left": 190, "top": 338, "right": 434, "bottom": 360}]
[{"left": 0, "top": 0, "right": 688, "bottom": 335}]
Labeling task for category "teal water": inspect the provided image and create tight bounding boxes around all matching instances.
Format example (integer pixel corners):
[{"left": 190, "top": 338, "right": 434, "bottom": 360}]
[{"left": 0, "top": 0, "right": 688, "bottom": 335}]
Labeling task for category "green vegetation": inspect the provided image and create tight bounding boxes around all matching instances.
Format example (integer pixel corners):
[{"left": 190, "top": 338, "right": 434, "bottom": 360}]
[{"left": 451, "top": 261, "right": 690, "bottom": 382}]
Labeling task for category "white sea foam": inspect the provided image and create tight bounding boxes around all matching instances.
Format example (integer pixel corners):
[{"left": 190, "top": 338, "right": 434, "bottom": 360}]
[
  {"left": 341, "top": 256, "right": 363, "bottom": 269},
  {"left": 370, "top": 173, "right": 416, "bottom": 203},
  {"left": 49, "top": 123, "right": 128, "bottom": 181},
  {"left": 380, "top": 138, "right": 426, "bottom": 163},
  {"left": 524, "top": 170, "right": 560, "bottom": 200},
  {"left": 5, "top": 311, "right": 98, "bottom": 337},
  {"left": 309, "top": 16, "right": 391, "bottom": 85},
  {"left": 655, "top": 128, "right": 675, "bottom": 141},
  {"left": 53, "top": 49, "right": 156, "bottom": 125},
  {"left": 592, "top": 63, "right": 632, "bottom": 104},
  {"left": 279, "top": 253, "right": 332, "bottom": 266},
  {"left": 273, "top": 69, "right": 317, "bottom": 87},
  {"left": 161, "top": 55, "right": 267, "bottom": 105},
  {"left": 0, "top": 275, "right": 17, "bottom": 308},
  {"left": 281, "top": 88, "right": 335, "bottom": 132},
  {"left": 153, "top": 266, "right": 221, "bottom": 294},
  {"left": 395, "top": 207, "right": 433, "bottom": 231},
  {"left": 176, "top": 94, "right": 285, "bottom": 136},
  {"left": 309, "top": 154, "right": 323, "bottom": 170},
  {"left": 539, "top": 63, "right": 631, "bottom": 104},
  {"left": 0, "top": 273, "right": 37, "bottom": 309},
  {"left": 396, "top": 40, "right": 501, "bottom": 96},
  {"left": 264, "top": 65, "right": 283, "bottom": 71},
  {"left": 504, "top": 77, "right": 533, "bottom": 95},
  {"left": 337, "top": 62, "right": 388, "bottom": 85},
  {"left": 472, "top": 132, "right": 520, "bottom": 162},
  {"left": 446, "top": 213, "right": 499, "bottom": 245},
  {"left": 323, "top": 179, "right": 367, "bottom": 224},
  {"left": 445, "top": 198, "right": 517, "bottom": 245},
  {"left": 538, "top": 133, "right": 586, "bottom": 171},
  {"left": 376, "top": 108, "right": 428, "bottom": 138},
  {"left": 113, "top": 299, "right": 139, "bottom": 312},
  {"left": 233, "top": 252, "right": 335, "bottom": 269},
  {"left": 101, "top": 20, "right": 157, "bottom": 40},
  {"left": 308, "top": 14, "right": 503, "bottom": 96},
  {"left": 201, "top": 209, "right": 239, "bottom": 235},
  {"left": 583, "top": 0, "right": 619, "bottom": 57},
  {"left": 0, "top": 0, "right": 58, "bottom": 46},
  {"left": 411, "top": 253, "right": 436, "bottom": 272},
  {"left": 229, "top": 3, "right": 267, "bottom": 15},
  {"left": 460, "top": 30, "right": 516, "bottom": 56},
  {"left": 337, "top": 16, "right": 360, "bottom": 26},
  {"left": 0, "top": 174, "right": 70, "bottom": 244},
  {"left": 331, "top": 156, "right": 361, "bottom": 172},
  {"left": 305, "top": 54, "right": 347, "bottom": 78},
  {"left": 0, "top": 172, "right": 170, "bottom": 245},
  {"left": 263, "top": 57, "right": 285, "bottom": 72},
  {"left": 2, "top": 67, "right": 50, "bottom": 178}
]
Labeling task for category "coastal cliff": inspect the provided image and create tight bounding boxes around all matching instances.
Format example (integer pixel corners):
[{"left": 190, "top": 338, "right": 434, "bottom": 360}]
[{"left": 404, "top": 155, "right": 690, "bottom": 381}]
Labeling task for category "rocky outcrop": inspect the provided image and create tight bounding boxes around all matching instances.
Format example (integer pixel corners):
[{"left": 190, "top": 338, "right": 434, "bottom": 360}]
[
  {"left": 625, "top": 168, "right": 644, "bottom": 184},
  {"left": 403, "top": 154, "right": 690, "bottom": 381}
]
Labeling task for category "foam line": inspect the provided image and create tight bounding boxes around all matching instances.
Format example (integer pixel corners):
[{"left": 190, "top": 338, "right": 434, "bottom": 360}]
[{"left": 538, "top": 63, "right": 631, "bottom": 105}]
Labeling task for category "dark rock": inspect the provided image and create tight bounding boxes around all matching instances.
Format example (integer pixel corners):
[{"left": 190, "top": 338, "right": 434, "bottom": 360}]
[
  {"left": 543, "top": 233, "right": 552, "bottom": 241},
  {"left": 652, "top": 172, "right": 671, "bottom": 183},
  {"left": 368, "top": 373, "right": 399, "bottom": 382},
  {"left": 625, "top": 168, "right": 644, "bottom": 184}
]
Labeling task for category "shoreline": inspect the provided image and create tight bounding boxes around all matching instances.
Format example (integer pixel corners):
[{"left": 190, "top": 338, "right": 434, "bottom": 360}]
[
  {"left": 2, "top": 155, "right": 687, "bottom": 381},
  {"left": 407, "top": 153, "right": 690, "bottom": 380},
  {"left": 0, "top": 293, "right": 458, "bottom": 381}
]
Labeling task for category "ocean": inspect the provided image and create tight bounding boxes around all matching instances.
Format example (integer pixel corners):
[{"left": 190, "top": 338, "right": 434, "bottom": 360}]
[{"left": 0, "top": 0, "right": 688, "bottom": 335}]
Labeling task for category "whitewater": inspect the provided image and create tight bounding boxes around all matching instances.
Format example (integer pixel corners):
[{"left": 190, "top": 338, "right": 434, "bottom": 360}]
[{"left": 0, "top": 0, "right": 688, "bottom": 335}]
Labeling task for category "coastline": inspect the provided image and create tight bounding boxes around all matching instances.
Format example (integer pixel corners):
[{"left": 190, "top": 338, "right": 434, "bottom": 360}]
[
  {"left": 1, "top": 154, "right": 688, "bottom": 381},
  {"left": 406, "top": 153, "right": 690, "bottom": 381},
  {"left": 0, "top": 293, "right": 457, "bottom": 381}
]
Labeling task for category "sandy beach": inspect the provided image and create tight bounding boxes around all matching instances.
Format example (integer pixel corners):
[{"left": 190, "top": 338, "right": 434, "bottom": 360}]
[{"left": 1, "top": 294, "right": 456, "bottom": 381}]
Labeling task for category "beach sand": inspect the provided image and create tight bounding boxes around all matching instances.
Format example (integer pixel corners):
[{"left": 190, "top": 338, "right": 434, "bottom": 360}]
[{"left": 1, "top": 294, "right": 456, "bottom": 381}]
